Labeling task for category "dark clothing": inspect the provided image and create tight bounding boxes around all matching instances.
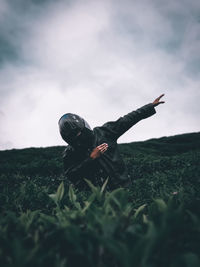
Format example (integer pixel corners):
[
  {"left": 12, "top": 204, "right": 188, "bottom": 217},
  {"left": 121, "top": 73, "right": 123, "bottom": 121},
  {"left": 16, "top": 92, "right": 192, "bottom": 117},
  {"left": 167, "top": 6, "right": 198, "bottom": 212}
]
[{"left": 62, "top": 103, "right": 156, "bottom": 189}]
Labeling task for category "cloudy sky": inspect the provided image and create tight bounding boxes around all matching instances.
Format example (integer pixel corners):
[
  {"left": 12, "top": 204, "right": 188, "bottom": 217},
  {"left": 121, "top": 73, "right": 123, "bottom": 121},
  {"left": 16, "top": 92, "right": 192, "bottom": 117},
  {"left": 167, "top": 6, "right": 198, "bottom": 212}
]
[{"left": 0, "top": 0, "right": 199, "bottom": 150}]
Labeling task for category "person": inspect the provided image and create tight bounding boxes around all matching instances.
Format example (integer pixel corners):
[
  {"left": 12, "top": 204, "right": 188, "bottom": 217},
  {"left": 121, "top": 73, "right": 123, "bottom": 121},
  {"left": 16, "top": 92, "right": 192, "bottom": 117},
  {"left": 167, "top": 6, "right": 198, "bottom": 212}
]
[{"left": 58, "top": 94, "right": 165, "bottom": 189}]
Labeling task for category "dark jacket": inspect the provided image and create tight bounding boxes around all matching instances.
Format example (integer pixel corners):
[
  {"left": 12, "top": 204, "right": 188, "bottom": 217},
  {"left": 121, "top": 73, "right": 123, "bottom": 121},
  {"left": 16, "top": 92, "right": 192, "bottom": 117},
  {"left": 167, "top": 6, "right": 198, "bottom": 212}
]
[{"left": 62, "top": 103, "right": 156, "bottom": 189}]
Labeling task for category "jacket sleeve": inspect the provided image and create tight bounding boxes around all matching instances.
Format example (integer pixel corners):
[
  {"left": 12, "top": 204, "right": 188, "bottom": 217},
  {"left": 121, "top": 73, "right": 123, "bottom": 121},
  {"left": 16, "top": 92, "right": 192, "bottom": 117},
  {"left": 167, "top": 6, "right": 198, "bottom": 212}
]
[
  {"left": 62, "top": 146, "right": 94, "bottom": 183},
  {"left": 101, "top": 103, "right": 156, "bottom": 140}
]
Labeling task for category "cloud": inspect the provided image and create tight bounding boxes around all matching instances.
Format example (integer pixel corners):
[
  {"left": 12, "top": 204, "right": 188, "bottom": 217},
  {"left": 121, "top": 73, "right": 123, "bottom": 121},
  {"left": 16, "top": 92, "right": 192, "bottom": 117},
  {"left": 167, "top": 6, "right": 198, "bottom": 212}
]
[{"left": 0, "top": 0, "right": 199, "bottom": 149}]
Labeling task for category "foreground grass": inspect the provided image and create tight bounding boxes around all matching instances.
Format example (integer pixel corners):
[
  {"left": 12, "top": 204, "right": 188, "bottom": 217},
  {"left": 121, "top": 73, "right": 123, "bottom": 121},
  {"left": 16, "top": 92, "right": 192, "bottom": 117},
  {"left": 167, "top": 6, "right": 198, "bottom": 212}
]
[
  {"left": 0, "top": 133, "right": 199, "bottom": 266},
  {"left": 0, "top": 175, "right": 199, "bottom": 267}
]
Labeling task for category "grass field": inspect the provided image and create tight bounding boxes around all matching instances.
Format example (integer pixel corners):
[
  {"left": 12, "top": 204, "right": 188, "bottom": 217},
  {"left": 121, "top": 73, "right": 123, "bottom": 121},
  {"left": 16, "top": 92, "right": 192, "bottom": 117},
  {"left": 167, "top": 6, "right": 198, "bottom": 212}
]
[{"left": 0, "top": 132, "right": 200, "bottom": 267}]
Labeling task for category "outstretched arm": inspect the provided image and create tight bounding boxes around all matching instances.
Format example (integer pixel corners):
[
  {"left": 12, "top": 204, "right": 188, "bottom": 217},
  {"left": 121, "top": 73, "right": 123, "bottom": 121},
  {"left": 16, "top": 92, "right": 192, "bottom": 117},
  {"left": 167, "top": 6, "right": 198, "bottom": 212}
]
[{"left": 100, "top": 94, "right": 165, "bottom": 140}]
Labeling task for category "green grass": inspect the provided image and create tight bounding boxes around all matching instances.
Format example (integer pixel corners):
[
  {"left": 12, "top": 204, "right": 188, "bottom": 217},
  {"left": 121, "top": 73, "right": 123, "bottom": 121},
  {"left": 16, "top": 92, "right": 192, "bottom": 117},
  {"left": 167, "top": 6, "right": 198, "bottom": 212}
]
[{"left": 0, "top": 132, "right": 200, "bottom": 267}]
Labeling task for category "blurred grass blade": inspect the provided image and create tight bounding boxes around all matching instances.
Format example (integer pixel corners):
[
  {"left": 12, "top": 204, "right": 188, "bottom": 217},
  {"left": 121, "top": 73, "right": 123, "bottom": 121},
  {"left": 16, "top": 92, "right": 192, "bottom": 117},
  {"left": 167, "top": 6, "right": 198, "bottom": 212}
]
[
  {"left": 68, "top": 184, "right": 82, "bottom": 210},
  {"left": 56, "top": 182, "right": 65, "bottom": 202},
  {"left": 84, "top": 179, "right": 98, "bottom": 193},
  {"left": 154, "top": 199, "right": 167, "bottom": 212},
  {"left": 134, "top": 204, "right": 147, "bottom": 219},
  {"left": 100, "top": 178, "right": 109, "bottom": 195},
  {"left": 68, "top": 184, "right": 77, "bottom": 203},
  {"left": 49, "top": 193, "right": 57, "bottom": 204}
]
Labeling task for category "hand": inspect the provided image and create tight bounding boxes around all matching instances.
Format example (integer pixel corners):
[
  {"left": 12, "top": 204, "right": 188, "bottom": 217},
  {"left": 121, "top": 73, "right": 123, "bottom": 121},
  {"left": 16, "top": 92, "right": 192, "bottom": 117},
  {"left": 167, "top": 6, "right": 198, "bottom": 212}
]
[
  {"left": 90, "top": 143, "right": 108, "bottom": 159},
  {"left": 152, "top": 94, "right": 165, "bottom": 107}
]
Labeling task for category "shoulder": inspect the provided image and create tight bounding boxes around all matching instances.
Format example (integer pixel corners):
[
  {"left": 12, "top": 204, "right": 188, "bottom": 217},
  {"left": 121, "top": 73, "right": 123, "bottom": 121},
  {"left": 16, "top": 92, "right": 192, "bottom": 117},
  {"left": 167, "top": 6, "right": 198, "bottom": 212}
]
[{"left": 93, "top": 125, "right": 116, "bottom": 140}]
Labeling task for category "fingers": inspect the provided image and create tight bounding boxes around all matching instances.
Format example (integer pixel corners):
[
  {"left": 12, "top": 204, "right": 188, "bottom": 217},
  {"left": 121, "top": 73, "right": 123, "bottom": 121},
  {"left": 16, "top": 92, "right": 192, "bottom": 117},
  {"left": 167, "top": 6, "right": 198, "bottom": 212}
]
[
  {"left": 153, "top": 94, "right": 165, "bottom": 104},
  {"left": 100, "top": 147, "right": 107, "bottom": 153},
  {"left": 97, "top": 143, "right": 108, "bottom": 148},
  {"left": 158, "top": 94, "right": 165, "bottom": 100},
  {"left": 156, "top": 101, "right": 165, "bottom": 106},
  {"left": 97, "top": 143, "right": 108, "bottom": 154}
]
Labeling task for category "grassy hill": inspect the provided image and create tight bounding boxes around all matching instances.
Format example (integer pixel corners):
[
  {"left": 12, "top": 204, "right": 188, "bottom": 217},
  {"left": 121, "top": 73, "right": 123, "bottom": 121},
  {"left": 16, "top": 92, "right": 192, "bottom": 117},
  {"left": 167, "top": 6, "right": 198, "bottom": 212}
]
[
  {"left": 0, "top": 132, "right": 200, "bottom": 267},
  {"left": 1, "top": 131, "right": 199, "bottom": 175}
]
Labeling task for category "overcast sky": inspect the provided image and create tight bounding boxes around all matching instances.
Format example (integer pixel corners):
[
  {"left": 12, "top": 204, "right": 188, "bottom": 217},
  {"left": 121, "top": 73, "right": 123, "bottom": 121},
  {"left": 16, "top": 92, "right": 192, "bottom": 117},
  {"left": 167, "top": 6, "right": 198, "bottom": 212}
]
[{"left": 0, "top": 0, "right": 199, "bottom": 150}]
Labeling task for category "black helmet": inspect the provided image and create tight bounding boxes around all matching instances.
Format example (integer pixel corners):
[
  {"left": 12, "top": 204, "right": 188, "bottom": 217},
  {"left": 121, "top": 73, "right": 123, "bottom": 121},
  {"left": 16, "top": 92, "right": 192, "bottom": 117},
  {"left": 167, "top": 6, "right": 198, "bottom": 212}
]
[{"left": 58, "top": 113, "right": 94, "bottom": 148}]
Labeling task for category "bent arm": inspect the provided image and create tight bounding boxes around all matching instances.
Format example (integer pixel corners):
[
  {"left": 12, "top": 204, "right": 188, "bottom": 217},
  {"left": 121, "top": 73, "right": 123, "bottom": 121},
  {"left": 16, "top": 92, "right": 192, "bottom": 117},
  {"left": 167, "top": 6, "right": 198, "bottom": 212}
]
[
  {"left": 63, "top": 148, "right": 94, "bottom": 184},
  {"left": 63, "top": 143, "right": 108, "bottom": 184},
  {"left": 101, "top": 103, "right": 156, "bottom": 140}
]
